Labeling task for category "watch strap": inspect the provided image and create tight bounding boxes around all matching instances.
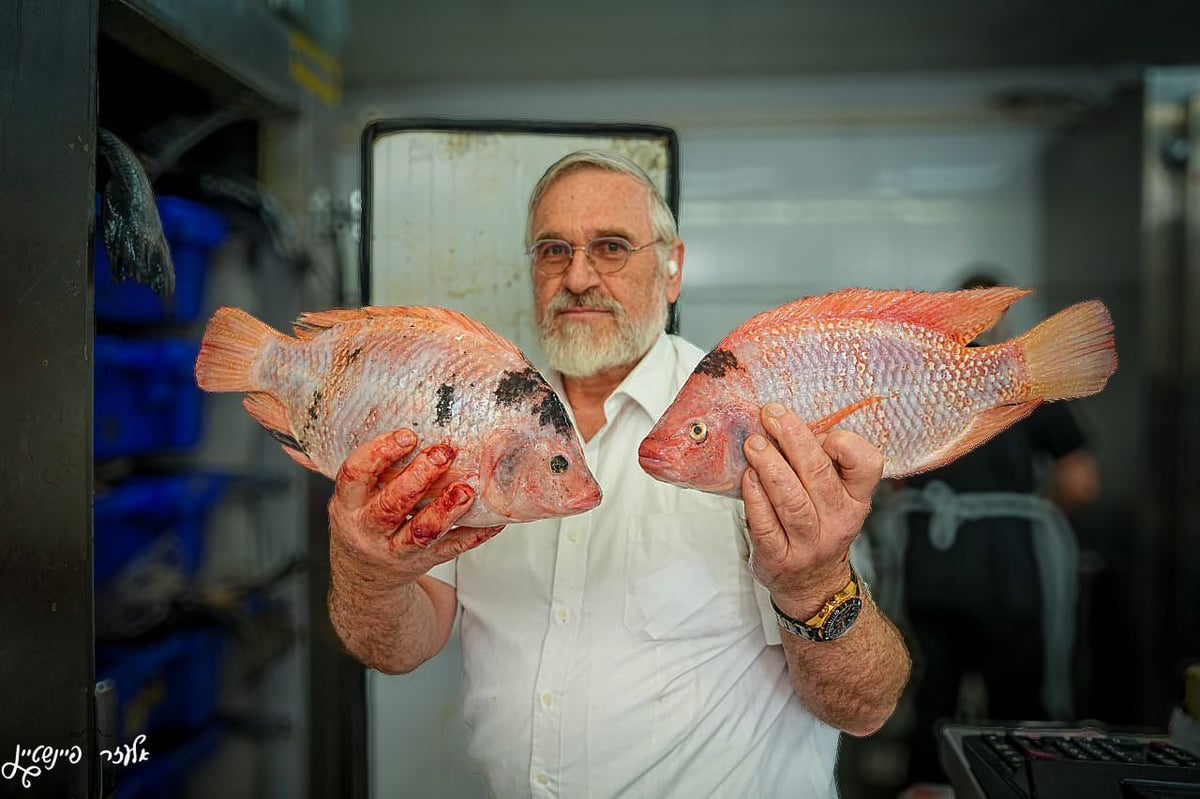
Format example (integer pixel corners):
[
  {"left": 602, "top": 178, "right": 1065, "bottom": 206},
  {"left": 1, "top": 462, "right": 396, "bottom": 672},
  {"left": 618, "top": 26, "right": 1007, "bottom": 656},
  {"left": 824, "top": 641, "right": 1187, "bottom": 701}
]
[{"left": 771, "top": 565, "right": 863, "bottom": 642}]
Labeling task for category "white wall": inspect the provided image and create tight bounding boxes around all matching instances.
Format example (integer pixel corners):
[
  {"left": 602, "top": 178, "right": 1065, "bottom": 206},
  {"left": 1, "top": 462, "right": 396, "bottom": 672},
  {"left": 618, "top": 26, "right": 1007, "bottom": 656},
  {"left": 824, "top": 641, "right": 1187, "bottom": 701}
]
[
  {"left": 676, "top": 125, "right": 1048, "bottom": 350},
  {"left": 331, "top": 70, "right": 1107, "bottom": 799}
]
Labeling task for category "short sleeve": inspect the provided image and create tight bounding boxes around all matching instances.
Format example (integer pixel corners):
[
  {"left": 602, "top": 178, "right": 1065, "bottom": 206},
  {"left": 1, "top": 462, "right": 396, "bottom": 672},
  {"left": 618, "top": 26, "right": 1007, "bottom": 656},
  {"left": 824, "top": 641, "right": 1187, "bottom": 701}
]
[{"left": 426, "top": 558, "right": 457, "bottom": 588}]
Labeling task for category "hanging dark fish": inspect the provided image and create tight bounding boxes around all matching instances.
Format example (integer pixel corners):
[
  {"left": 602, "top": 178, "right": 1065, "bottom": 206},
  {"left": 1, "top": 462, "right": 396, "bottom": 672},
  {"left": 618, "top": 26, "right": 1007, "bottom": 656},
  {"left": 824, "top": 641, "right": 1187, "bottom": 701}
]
[{"left": 97, "top": 128, "right": 175, "bottom": 297}]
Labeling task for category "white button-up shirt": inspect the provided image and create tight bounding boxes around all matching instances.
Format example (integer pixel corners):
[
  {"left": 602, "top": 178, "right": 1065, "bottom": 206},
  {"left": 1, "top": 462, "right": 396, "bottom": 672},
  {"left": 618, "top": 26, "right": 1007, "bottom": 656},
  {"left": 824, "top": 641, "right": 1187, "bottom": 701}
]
[{"left": 428, "top": 333, "right": 841, "bottom": 798}]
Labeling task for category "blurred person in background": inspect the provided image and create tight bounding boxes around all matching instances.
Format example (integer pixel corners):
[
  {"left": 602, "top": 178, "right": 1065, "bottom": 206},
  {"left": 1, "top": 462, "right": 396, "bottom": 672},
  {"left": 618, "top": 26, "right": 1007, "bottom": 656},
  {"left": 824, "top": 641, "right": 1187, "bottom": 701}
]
[
  {"left": 875, "top": 270, "right": 1100, "bottom": 795},
  {"left": 325, "top": 150, "right": 912, "bottom": 798}
]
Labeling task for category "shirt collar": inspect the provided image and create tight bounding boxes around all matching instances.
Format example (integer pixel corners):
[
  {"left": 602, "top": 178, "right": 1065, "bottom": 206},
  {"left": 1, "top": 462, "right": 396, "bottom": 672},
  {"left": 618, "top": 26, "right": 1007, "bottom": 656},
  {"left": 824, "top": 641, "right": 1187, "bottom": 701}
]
[{"left": 546, "top": 332, "right": 677, "bottom": 423}]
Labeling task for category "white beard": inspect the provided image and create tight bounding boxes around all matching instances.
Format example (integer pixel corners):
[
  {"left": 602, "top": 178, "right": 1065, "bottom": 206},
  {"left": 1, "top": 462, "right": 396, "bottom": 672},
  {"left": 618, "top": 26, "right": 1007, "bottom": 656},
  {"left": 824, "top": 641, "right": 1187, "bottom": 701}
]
[{"left": 538, "top": 284, "right": 669, "bottom": 378}]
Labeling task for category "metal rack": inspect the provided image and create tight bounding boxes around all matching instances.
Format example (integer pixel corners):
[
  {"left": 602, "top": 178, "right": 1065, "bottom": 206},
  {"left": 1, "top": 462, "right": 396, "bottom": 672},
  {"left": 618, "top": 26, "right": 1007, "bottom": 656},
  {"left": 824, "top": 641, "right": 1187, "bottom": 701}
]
[{"left": 1, "top": 2, "right": 351, "bottom": 796}]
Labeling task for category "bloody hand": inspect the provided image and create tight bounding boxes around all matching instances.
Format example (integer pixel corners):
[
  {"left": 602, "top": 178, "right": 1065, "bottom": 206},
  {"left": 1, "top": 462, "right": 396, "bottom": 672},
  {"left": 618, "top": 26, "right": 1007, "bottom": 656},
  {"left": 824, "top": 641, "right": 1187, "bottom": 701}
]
[{"left": 328, "top": 429, "right": 504, "bottom": 590}]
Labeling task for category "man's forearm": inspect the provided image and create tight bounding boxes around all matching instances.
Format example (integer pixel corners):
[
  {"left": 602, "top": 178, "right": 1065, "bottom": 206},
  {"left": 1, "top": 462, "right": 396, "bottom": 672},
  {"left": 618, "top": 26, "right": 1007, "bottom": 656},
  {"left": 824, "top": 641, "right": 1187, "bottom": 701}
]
[
  {"left": 327, "top": 565, "right": 446, "bottom": 675},
  {"left": 778, "top": 594, "right": 911, "bottom": 737}
]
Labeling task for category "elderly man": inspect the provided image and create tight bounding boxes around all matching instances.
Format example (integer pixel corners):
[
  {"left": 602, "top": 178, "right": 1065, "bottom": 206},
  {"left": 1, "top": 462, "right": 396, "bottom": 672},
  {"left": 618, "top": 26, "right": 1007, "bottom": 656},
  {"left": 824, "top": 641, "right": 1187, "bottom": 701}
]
[{"left": 328, "top": 150, "right": 912, "bottom": 797}]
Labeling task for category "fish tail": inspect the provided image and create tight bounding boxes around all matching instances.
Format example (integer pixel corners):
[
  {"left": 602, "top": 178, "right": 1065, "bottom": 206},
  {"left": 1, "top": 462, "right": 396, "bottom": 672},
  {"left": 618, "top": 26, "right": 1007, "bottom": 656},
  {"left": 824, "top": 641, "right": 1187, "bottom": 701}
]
[
  {"left": 1017, "top": 300, "right": 1117, "bottom": 400},
  {"left": 195, "top": 306, "right": 285, "bottom": 392}
]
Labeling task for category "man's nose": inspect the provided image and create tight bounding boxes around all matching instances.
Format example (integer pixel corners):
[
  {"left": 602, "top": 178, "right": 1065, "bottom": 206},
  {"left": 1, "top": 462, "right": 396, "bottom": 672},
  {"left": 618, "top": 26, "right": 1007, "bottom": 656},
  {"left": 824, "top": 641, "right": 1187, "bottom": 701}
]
[{"left": 561, "top": 247, "right": 601, "bottom": 294}]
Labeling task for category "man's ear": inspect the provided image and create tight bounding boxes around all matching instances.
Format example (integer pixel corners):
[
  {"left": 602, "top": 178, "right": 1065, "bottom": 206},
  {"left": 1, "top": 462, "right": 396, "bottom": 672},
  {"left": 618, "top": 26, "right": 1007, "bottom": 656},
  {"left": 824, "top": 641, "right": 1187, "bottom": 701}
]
[{"left": 666, "top": 239, "right": 684, "bottom": 302}]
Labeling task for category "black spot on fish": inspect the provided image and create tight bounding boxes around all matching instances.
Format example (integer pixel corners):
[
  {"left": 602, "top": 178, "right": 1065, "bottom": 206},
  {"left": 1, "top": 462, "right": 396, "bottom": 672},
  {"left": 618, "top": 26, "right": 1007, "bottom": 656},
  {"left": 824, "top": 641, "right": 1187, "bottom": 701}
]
[
  {"left": 495, "top": 368, "right": 545, "bottom": 406},
  {"left": 347, "top": 346, "right": 363, "bottom": 363},
  {"left": 534, "top": 393, "right": 572, "bottom": 436},
  {"left": 435, "top": 383, "right": 455, "bottom": 427},
  {"left": 494, "top": 367, "right": 572, "bottom": 435},
  {"left": 695, "top": 347, "right": 740, "bottom": 378},
  {"left": 307, "top": 387, "right": 324, "bottom": 422}
]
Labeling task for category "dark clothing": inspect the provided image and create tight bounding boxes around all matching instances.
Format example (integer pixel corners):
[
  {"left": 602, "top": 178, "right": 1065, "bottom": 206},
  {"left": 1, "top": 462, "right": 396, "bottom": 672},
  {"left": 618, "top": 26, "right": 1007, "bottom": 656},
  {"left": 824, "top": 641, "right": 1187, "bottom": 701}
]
[{"left": 902, "top": 401, "right": 1087, "bottom": 783}]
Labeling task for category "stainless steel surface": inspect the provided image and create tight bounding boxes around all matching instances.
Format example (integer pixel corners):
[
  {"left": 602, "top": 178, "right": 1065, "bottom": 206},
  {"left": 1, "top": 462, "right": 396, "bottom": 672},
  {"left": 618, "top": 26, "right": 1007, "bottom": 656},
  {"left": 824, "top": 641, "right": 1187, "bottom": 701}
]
[
  {"left": 100, "top": 0, "right": 303, "bottom": 113},
  {"left": 1040, "top": 69, "right": 1200, "bottom": 725},
  {"left": 342, "top": 0, "right": 1200, "bottom": 85},
  {"left": 0, "top": 0, "right": 98, "bottom": 796},
  {"left": 1042, "top": 79, "right": 1150, "bottom": 722}
]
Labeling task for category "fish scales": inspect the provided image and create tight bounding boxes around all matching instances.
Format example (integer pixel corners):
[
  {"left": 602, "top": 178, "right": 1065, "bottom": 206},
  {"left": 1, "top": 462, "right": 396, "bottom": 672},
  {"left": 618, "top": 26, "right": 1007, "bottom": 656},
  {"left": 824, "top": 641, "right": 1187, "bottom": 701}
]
[
  {"left": 638, "top": 287, "right": 1116, "bottom": 498},
  {"left": 196, "top": 306, "right": 602, "bottom": 526},
  {"left": 740, "top": 319, "right": 1017, "bottom": 474},
  {"left": 267, "top": 321, "right": 506, "bottom": 478}
]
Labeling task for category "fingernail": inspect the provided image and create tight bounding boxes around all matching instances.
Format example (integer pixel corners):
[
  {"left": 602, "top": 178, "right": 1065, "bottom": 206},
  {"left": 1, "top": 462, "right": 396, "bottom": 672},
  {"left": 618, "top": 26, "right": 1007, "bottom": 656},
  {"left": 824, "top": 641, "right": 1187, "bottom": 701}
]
[
  {"left": 748, "top": 469, "right": 760, "bottom": 484},
  {"left": 765, "top": 403, "right": 786, "bottom": 418},
  {"left": 393, "top": 429, "right": 416, "bottom": 446},
  {"left": 411, "top": 525, "right": 437, "bottom": 547},
  {"left": 747, "top": 435, "right": 769, "bottom": 451},
  {"left": 449, "top": 485, "right": 472, "bottom": 506},
  {"left": 428, "top": 445, "right": 454, "bottom": 466}
]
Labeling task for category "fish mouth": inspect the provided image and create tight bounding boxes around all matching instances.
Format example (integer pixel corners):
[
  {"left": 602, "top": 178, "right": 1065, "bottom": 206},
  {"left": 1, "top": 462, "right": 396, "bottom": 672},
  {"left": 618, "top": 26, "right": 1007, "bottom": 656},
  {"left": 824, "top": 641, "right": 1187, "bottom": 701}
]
[
  {"left": 636, "top": 439, "right": 670, "bottom": 477},
  {"left": 567, "top": 488, "right": 603, "bottom": 513}
]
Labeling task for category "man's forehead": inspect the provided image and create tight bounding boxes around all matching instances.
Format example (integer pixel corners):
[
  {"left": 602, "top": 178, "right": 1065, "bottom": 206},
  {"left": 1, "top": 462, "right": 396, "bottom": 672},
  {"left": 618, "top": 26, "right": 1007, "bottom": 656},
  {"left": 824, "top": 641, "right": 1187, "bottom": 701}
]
[{"left": 532, "top": 169, "right": 649, "bottom": 234}]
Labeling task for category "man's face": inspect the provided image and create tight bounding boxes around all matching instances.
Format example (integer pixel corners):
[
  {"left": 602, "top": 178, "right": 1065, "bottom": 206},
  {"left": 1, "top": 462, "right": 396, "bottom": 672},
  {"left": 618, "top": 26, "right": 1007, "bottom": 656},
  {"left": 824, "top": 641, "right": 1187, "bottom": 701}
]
[{"left": 531, "top": 168, "right": 681, "bottom": 378}]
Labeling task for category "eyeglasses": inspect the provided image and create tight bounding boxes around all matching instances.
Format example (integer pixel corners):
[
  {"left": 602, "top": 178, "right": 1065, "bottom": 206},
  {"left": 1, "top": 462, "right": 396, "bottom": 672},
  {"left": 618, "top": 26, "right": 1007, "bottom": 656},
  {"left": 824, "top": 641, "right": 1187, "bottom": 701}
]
[{"left": 526, "top": 236, "right": 660, "bottom": 276}]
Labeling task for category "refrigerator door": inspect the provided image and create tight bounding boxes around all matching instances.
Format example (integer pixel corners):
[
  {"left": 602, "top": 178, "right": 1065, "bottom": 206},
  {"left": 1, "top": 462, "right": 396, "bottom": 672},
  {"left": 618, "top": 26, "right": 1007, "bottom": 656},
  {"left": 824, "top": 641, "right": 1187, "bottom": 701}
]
[{"left": 358, "top": 120, "right": 677, "bottom": 799}]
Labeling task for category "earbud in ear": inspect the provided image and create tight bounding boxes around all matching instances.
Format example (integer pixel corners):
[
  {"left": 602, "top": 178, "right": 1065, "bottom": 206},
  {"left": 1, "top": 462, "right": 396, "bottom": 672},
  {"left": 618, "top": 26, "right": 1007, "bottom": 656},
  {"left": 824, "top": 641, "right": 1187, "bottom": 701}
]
[{"left": 666, "top": 260, "right": 679, "bottom": 277}]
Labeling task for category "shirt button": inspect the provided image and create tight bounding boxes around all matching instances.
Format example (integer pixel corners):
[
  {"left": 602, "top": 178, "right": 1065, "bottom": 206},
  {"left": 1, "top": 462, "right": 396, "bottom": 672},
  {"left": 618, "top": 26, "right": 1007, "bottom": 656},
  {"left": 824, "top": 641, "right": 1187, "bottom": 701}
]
[
  {"left": 556, "top": 608, "right": 570, "bottom": 624},
  {"left": 567, "top": 529, "right": 579, "bottom": 543},
  {"left": 540, "top": 691, "right": 554, "bottom": 708},
  {"left": 536, "top": 773, "right": 550, "bottom": 785}
]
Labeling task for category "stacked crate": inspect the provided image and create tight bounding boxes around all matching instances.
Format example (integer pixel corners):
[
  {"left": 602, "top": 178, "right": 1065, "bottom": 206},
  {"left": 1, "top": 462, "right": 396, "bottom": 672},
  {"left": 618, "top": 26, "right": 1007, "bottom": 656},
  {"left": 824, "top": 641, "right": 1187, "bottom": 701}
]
[{"left": 93, "top": 195, "right": 231, "bottom": 798}]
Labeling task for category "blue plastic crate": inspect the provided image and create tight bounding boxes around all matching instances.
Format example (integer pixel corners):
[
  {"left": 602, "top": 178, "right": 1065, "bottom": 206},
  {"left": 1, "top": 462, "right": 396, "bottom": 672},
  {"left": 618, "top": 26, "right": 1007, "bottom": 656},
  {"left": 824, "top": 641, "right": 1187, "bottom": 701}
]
[
  {"left": 96, "top": 627, "right": 226, "bottom": 743},
  {"left": 95, "top": 195, "right": 228, "bottom": 323},
  {"left": 94, "top": 336, "right": 204, "bottom": 460},
  {"left": 93, "top": 473, "right": 227, "bottom": 589}
]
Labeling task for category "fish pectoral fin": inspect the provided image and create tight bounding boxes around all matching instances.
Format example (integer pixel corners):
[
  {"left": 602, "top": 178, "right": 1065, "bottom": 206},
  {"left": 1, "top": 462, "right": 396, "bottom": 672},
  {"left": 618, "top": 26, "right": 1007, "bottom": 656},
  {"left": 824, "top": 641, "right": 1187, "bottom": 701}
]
[
  {"left": 809, "top": 395, "right": 886, "bottom": 436},
  {"left": 913, "top": 399, "right": 1043, "bottom": 476},
  {"left": 282, "top": 445, "right": 320, "bottom": 472},
  {"left": 243, "top": 393, "right": 316, "bottom": 471}
]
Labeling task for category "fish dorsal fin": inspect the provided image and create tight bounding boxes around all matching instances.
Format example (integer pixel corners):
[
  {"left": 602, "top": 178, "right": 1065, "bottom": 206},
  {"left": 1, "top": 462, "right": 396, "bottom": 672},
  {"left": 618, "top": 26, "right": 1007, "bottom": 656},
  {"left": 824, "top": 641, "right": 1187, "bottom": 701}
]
[
  {"left": 292, "top": 305, "right": 521, "bottom": 353},
  {"left": 756, "top": 287, "right": 1031, "bottom": 345}
]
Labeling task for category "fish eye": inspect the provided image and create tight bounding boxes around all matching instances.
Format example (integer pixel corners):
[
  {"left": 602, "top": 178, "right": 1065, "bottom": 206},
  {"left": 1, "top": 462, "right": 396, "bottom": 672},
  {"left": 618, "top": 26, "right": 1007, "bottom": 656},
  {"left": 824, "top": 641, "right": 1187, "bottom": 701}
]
[
  {"left": 550, "top": 454, "right": 569, "bottom": 474},
  {"left": 688, "top": 421, "right": 707, "bottom": 443}
]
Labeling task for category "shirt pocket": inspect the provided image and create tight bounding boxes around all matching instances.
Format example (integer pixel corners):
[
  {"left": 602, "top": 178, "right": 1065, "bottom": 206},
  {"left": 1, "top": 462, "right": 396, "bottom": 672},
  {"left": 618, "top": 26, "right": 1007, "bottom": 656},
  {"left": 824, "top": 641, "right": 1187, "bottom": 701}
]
[{"left": 623, "top": 509, "right": 752, "bottom": 640}]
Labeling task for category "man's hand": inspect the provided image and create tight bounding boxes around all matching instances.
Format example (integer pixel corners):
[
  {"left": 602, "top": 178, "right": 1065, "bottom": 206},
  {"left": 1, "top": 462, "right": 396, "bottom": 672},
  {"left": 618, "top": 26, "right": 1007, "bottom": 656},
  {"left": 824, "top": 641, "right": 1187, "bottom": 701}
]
[
  {"left": 741, "top": 402, "right": 883, "bottom": 619},
  {"left": 329, "top": 429, "right": 504, "bottom": 593}
]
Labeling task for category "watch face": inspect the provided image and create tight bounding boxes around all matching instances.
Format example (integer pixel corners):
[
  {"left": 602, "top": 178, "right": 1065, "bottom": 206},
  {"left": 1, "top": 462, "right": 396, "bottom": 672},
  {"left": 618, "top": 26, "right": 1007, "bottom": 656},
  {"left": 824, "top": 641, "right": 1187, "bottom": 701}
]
[{"left": 821, "top": 597, "right": 863, "bottom": 640}]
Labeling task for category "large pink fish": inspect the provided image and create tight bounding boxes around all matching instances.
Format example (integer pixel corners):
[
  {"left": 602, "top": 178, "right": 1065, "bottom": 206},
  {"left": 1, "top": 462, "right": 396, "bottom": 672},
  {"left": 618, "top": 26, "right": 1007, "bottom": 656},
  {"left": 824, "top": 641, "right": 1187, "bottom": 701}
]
[
  {"left": 195, "top": 305, "right": 602, "bottom": 526},
  {"left": 638, "top": 287, "right": 1117, "bottom": 497}
]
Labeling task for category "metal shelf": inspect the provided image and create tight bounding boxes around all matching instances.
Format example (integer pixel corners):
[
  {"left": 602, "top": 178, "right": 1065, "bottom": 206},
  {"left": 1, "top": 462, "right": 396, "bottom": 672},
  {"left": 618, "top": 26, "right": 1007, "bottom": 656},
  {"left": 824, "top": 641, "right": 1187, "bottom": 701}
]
[{"left": 100, "top": 0, "right": 307, "bottom": 114}]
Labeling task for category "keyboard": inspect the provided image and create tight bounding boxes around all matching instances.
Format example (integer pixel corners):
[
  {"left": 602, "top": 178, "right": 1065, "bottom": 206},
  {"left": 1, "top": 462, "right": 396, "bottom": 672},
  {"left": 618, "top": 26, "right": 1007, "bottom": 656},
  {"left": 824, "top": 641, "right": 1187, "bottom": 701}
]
[{"left": 961, "top": 730, "right": 1200, "bottom": 798}]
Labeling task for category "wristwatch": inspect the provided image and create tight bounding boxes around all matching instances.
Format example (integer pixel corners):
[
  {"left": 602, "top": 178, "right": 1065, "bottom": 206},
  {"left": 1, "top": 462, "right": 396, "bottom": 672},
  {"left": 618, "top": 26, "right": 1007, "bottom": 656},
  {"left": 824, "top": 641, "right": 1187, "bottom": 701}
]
[{"left": 771, "top": 565, "right": 863, "bottom": 642}]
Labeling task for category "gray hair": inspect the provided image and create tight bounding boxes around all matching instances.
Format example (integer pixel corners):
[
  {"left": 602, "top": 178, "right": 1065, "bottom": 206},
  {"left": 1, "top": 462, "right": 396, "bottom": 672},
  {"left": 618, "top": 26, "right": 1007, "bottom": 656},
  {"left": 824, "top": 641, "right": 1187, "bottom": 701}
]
[{"left": 525, "top": 149, "right": 677, "bottom": 269}]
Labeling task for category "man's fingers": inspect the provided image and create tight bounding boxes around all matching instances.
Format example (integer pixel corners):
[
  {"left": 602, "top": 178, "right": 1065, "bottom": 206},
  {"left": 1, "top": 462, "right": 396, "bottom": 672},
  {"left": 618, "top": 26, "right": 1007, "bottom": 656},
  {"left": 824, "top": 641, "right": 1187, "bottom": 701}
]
[
  {"left": 743, "top": 433, "right": 821, "bottom": 545},
  {"left": 429, "top": 524, "right": 506, "bottom": 560},
  {"left": 394, "top": 482, "right": 475, "bottom": 548},
  {"left": 334, "top": 429, "right": 419, "bottom": 507},
  {"left": 823, "top": 429, "right": 884, "bottom": 504},
  {"left": 741, "top": 468, "right": 787, "bottom": 563},
  {"left": 369, "top": 443, "right": 457, "bottom": 528},
  {"left": 760, "top": 403, "right": 843, "bottom": 507}
]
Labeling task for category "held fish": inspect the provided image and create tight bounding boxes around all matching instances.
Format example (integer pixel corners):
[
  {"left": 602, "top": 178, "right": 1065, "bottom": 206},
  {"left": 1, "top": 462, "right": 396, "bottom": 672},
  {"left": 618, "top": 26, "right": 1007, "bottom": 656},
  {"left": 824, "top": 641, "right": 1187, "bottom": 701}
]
[
  {"left": 638, "top": 287, "right": 1117, "bottom": 497},
  {"left": 195, "top": 305, "right": 602, "bottom": 526}
]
